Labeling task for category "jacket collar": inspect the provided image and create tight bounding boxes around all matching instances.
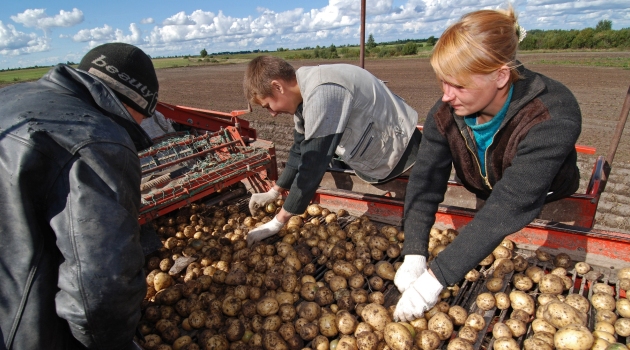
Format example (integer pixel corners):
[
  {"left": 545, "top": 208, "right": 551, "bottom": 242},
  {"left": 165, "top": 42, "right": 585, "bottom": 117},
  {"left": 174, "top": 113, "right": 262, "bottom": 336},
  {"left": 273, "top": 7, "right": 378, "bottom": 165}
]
[{"left": 452, "top": 63, "right": 546, "bottom": 132}]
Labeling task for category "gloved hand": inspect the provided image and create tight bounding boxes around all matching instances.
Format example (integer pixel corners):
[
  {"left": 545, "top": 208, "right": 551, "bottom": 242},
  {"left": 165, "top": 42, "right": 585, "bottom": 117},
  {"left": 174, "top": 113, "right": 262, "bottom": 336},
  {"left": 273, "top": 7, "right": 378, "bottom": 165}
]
[
  {"left": 246, "top": 216, "right": 285, "bottom": 247},
  {"left": 393, "top": 269, "right": 443, "bottom": 322},
  {"left": 394, "top": 255, "right": 426, "bottom": 293},
  {"left": 249, "top": 188, "right": 281, "bottom": 215}
]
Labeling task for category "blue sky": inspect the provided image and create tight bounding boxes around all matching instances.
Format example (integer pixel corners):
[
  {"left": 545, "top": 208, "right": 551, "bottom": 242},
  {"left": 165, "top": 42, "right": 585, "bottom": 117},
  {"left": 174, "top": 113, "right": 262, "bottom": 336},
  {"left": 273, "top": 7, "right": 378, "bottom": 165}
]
[{"left": 2, "top": 0, "right": 629, "bottom": 69}]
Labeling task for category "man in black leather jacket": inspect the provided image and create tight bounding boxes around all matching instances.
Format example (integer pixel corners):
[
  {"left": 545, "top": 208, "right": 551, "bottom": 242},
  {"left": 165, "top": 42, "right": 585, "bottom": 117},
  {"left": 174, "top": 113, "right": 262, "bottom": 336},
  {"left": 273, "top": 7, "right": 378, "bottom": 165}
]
[{"left": 0, "top": 43, "right": 158, "bottom": 350}]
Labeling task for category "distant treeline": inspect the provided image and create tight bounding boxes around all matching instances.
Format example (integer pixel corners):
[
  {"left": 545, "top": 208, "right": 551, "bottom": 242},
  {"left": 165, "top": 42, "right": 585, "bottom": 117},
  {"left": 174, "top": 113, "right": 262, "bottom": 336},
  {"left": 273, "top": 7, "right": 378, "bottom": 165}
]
[{"left": 519, "top": 21, "right": 630, "bottom": 50}]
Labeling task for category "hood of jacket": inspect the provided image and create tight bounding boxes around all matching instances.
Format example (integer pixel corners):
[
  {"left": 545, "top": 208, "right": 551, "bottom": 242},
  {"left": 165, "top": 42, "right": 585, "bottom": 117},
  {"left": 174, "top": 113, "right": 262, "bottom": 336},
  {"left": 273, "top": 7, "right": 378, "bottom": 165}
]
[{"left": 41, "top": 64, "right": 154, "bottom": 152}]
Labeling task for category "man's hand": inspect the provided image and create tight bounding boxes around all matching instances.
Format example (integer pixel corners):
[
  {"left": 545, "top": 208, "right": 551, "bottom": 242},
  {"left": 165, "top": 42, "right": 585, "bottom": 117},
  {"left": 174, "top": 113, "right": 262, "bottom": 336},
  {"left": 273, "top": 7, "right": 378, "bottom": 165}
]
[
  {"left": 393, "top": 270, "right": 443, "bottom": 322},
  {"left": 249, "top": 188, "right": 281, "bottom": 215},
  {"left": 394, "top": 255, "right": 426, "bottom": 293},
  {"left": 246, "top": 217, "right": 284, "bottom": 247}
]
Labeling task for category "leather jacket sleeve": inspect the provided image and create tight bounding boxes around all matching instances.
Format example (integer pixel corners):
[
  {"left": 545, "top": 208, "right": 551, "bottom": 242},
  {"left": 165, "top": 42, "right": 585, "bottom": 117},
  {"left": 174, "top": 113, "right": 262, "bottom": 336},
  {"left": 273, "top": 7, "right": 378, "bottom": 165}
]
[{"left": 49, "top": 142, "right": 146, "bottom": 349}]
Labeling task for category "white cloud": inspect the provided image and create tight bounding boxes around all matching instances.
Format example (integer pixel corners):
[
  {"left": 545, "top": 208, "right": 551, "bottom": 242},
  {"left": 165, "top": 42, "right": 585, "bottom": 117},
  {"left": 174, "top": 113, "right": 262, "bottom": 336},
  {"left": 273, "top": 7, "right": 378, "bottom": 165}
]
[
  {"left": 0, "top": 20, "right": 49, "bottom": 55},
  {"left": 72, "top": 23, "right": 142, "bottom": 46},
  {"left": 141, "top": 17, "right": 155, "bottom": 25},
  {"left": 11, "top": 8, "right": 83, "bottom": 32}
]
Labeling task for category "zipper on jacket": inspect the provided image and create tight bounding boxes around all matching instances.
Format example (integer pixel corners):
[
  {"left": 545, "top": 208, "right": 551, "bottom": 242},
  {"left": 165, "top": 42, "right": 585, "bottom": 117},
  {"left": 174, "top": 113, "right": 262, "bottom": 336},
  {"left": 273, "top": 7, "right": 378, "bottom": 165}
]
[
  {"left": 350, "top": 122, "right": 374, "bottom": 158},
  {"left": 482, "top": 131, "right": 500, "bottom": 185},
  {"left": 460, "top": 129, "right": 492, "bottom": 190},
  {"left": 359, "top": 136, "right": 374, "bottom": 157}
]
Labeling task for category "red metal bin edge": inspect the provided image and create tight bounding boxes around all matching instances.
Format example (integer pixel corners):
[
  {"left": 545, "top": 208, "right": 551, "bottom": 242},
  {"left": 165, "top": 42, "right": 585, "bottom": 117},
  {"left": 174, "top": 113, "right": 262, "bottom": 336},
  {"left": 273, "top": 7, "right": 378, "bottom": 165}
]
[{"left": 311, "top": 187, "right": 630, "bottom": 270}]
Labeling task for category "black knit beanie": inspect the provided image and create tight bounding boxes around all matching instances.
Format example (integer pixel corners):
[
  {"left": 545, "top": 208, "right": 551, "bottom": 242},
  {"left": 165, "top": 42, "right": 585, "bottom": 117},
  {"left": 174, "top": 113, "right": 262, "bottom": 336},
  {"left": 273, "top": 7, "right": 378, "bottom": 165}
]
[{"left": 78, "top": 43, "right": 159, "bottom": 118}]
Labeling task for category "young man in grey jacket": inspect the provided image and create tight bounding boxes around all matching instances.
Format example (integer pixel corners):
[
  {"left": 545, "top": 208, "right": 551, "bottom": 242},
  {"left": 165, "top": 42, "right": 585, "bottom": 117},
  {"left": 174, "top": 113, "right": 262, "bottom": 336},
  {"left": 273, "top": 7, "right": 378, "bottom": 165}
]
[
  {"left": 243, "top": 56, "right": 421, "bottom": 246},
  {"left": 0, "top": 43, "right": 157, "bottom": 350}
]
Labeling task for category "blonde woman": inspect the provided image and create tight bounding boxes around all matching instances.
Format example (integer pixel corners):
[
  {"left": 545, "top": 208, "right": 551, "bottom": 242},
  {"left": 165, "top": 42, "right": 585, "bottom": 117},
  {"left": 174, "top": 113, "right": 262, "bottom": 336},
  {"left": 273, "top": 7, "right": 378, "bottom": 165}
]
[{"left": 393, "top": 8, "right": 581, "bottom": 321}]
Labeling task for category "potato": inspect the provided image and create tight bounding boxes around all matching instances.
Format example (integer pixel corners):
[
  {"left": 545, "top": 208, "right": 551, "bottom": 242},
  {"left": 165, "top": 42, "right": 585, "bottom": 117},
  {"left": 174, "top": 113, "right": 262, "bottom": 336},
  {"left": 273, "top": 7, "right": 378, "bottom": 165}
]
[
  {"left": 492, "top": 322, "right": 512, "bottom": 339},
  {"left": 356, "top": 331, "right": 379, "bottom": 350},
  {"left": 465, "top": 269, "right": 481, "bottom": 282},
  {"left": 298, "top": 301, "right": 321, "bottom": 322},
  {"left": 590, "top": 338, "right": 611, "bottom": 350},
  {"left": 617, "top": 267, "right": 630, "bottom": 280},
  {"left": 592, "top": 283, "right": 615, "bottom": 295},
  {"left": 262, "top": 331, "right": 289, "bottom": 350},
  {"left": 542, "top": 300, "right": 587, "bottom": 328},
  {"left": 337, "top": 310, "right": 359, "bottom": 335},
  {"left": 554, "top": 324, "right": 593, "bottom": 350},
  {"left": 535, "top": 249, "right": 551, "bottom": 262},
  {"left": 375, "top": 261, "right": 396, "bottom": 281},
  {"left": 509, "top": 290, "right": 535, "bottom": 315},
  {"left": 448, "top": 305, "right": 468, "bottom": 326},
  {"left": 368, "top": 292, "right": 385, "bottom": 305},
  {"left": 361, "top": 303, "right": 391, "bottom": 332},
  {"left": 592, "top": 330, "right": 616, "bottom": 343},
  {"left": 312, "top": 335, "right": 329, "bottom": 350},
  {"left": 493, "top": 246, "right": 512, "bottom": 259},
  {"left": 493, "top": 337, "right": 519, "bottom": 350},
  {"left": 222, "top": 295, "right": 242, "bottom": 317},
  {"left": 564, "top": 294, "right": 590, "bottom": 314},
  {"left": 505, "top": 319, "right": 527, "bottom": 337},
  {"left": 154, "top": 272, "right": 174, "bottom": 292},
  {"left": 512, "top": 273, "right": 534, "bottom": 291},
  {"left": 486, "top": 277, "right": 504, "bottom": 293},
  {"left": 464, "top": 313, "right": 485, "bottom": 332},
  {"left": 298, "top": 322, "right": 319, "bottom": 341},
  {"left": 537, "top": 293, "right": 559, "bottom": 306},
  {"left": 415, "top": 330, "right": 441, "bottom": 350},
  {"left": 525, "top": 266, "right": 544, "bottom": 283},
  {"left": 257, "top": 296, "right": 279, "bottom": 317},
  {"left": 523, "top": 338, "right": 553, "bottom": 350},
  {"left": 510, "top": 309, "right": 531, "bottom": 323},
  {"left": 384, "top": 322, "right": 413, "bottom": 350},
  {"left": 596, "top": 309, "right": 618, "bottom": 324},
  {"left": 591, "top": 292, "right": 616, "bottom": 311},
  {"left": 447, "top": 338, "right": 473, "bottom": 350},
  {"left": 318, "top": 312, "right": 338, "bottom": 337},
  {"left": 425, "top": 301, "right": 450, "bottom": 321},
  {"left": 457, "top": 325, "right": 478, "bottom": 344},
  {"left": 538, "top": 274, "right": 564, "bottom": 295},
  {"left": 494, "top": 292, "right": 510, "bottom": 310},
  {"left": 553, "top": 253, "right": 572, "bottom": 268},
  {"left": 620, "top": 279, "right": 630, "bottom": 291},
  {"left": 492, "top": 258, "right": 514, "bottom": 278},
  {"left": 614, "top": 318, "right": 630, "bottom": 337},
  {"left": 428, "top": 312, "right": 454, "bottom": 340},
  {"left": 617, "top": 298, "right": 630, "bottom": 318},
  {"left": 333, "top": 260, "right": 359, "bottom": 278},
  {"left": 574, "top": 262, "right": 591, "bottom": 274},
  {"left": 479, "top": 254, "right": 495, "bottom": 266},
  {"left": 533, "top": 332, "right": 555, "bottom": 347},
  {"left": 512, "top": 255, "right": 529, "bottom": 272},
  {"left": 307, "top": 204, "right": 322, "bottom": 216},
  {"left": 532, "top": 318, "right": 556, "bottom": 334},
  {"left": 476, "top": 292, "right": 496, "bottom": 311}
]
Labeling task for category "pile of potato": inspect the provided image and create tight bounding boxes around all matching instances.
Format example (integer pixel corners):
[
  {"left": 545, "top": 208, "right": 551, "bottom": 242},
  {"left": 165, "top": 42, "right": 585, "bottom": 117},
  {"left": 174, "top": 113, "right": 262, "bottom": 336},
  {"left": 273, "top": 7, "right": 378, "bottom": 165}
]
[
  {"left": 136, "top": 196, "right": 630, "bottom": 350},
  {"left": 138, "top": 198, "right": 422, "bottom": 350},
  {"left": 423, "top": 226, "right": 630, "bottom": 350}
]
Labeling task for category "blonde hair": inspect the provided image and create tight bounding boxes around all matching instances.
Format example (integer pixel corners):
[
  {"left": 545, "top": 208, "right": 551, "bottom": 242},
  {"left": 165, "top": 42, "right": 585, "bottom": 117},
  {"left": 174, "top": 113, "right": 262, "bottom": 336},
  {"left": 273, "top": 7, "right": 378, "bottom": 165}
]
[
  {"left": 243, "top": 56, "right": 296, "bottom": 104},
  {"left": 430, "top": 7, "right": 522, "bottom": 87}
]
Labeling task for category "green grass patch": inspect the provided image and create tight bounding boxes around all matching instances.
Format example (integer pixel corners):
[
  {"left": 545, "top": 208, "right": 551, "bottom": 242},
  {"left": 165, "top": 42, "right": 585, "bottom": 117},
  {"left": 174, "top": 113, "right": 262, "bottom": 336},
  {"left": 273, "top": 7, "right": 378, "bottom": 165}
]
[
  {"left": 0, "top": 67, "right": 56, "bottom": 83},
  {"left": 529, "top": 57, "right": 630, "bottom": 68}
]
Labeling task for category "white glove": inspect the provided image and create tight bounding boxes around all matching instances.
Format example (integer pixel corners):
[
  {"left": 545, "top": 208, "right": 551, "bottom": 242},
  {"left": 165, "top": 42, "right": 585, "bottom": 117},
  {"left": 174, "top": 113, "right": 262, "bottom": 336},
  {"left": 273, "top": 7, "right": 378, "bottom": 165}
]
[
  {"left": 394, "top": 255, "right": 426, "bottom": 293},
  {"left": 246, "top": 217, "right": 284, "bottom": 247},
  {"left": 393, "top": 270, "right": 443, "bottom": 322},
  {"left": 249, "top": 188, "right": 281, "bottom": 215}
]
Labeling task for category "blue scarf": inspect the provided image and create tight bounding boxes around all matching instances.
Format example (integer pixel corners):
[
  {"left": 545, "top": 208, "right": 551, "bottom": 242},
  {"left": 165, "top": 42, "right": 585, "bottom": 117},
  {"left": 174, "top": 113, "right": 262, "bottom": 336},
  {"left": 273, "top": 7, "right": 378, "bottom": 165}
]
[{"left": 464, "top": 85, "right": 514, "bottom": 176}]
